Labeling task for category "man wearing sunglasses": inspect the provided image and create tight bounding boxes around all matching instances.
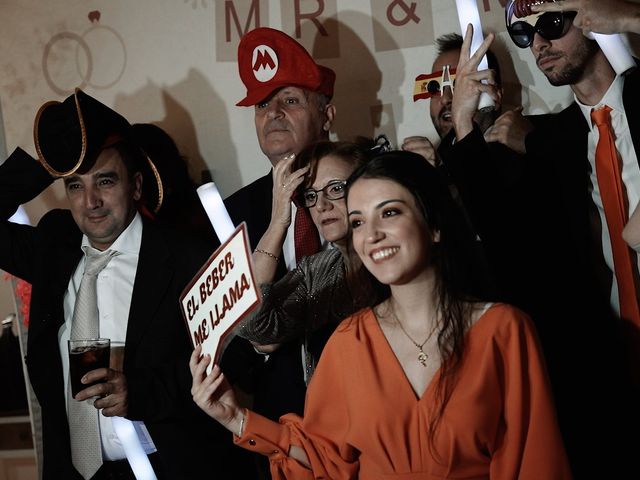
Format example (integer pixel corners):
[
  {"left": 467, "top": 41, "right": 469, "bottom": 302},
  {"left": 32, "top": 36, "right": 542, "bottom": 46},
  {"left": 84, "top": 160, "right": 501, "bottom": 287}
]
[
  {"left": 406, "top": 19, "right": 639, "bottom": 477},
  {"left": 507, "top": 0, "right": 640, "bottom": 370},
  {"left": 505, "top": 0, "right": 640, "bottom": 476}
]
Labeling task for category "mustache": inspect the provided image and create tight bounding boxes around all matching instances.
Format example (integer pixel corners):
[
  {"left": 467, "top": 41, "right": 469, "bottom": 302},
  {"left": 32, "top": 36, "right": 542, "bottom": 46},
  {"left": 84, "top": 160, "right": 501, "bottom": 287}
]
[
  {"left": 536, "top": 51, "right": 562, "bottom": 67},
  {"left": 264, "top": 120, "right": 291, "bottom": 135},
  {"left": 85, "top": 209, "right": 109, "bottom": 218}
]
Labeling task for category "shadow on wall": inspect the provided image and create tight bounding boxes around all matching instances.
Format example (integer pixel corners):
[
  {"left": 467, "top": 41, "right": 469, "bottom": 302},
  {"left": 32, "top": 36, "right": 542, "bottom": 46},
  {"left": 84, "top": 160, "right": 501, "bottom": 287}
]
[
  {"left": 313, "top": 12, "right": 403, "bottom": 146},
  {"left": 113, "top": 68, "right": 240, "bottom": 195}
]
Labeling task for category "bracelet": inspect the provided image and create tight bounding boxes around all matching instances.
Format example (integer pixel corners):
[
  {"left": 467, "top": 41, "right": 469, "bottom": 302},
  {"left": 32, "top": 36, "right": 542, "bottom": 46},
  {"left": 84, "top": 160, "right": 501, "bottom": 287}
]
[
  {"left": 238, "top": 409, "right": 247, "bottom": 437},
  {"left": 254, "top": 248, "right": 280, "bottom": 262}
]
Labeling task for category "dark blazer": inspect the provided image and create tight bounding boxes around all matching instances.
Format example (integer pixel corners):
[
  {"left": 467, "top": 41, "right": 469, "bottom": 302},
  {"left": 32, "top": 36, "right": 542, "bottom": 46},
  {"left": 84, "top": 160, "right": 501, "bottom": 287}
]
[
  {"left": 222, "top": 171, "right": 308, "bottom": 420},
  {"left": 438, "top": 86, "right": 640, "bottom": 477},
  {"left": 534, "top": 65, "right": 640, "bottom": 296},
  {"left": 0, "top": 149, "right": 249, "bottom": 479},
  {"left": 219, "top": 170, "right": 310, "bottom": 478},
  {"left": 224, "top": 171, "right": 287, "bottom": 278}
]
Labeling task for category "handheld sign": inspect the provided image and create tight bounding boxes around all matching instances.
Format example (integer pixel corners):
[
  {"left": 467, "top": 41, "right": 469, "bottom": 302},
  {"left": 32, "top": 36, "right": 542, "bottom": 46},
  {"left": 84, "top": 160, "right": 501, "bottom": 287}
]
[
  {"left": 454, "top": 0, "right": 495, "bottom": 111},
  {"left": 181, "top": 223, "right": 260, "bottom": 369}
]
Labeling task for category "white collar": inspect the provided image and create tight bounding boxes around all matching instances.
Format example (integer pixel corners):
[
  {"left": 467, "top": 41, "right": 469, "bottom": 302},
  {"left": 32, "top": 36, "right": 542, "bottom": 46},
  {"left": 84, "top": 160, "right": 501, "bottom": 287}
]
[{"left": 576, "top": 74, "right": 626, "bottom": 128}]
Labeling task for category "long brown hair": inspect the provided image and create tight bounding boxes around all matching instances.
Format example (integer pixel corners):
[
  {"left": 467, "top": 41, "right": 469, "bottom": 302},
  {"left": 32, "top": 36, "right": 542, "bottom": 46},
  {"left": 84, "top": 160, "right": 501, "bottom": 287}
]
[{"left": 345, "top": 151, "right": 495, "bottom": 457}]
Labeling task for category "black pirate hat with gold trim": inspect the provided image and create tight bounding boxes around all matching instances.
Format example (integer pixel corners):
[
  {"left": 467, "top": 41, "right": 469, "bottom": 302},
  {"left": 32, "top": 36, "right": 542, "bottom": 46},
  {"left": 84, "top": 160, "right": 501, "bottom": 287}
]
[{"left": 33, "top": 89, "right": 164, "bottom": 214}]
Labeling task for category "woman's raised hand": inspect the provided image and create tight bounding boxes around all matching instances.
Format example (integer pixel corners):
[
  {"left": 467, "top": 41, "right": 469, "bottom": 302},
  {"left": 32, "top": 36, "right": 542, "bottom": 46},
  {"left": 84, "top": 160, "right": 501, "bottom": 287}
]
[
  {"left": 190, "top": 345, "right": 244, "bottom": 434},
  {"left": 271, "top": 153, "right": 309, "bottom": 227}
]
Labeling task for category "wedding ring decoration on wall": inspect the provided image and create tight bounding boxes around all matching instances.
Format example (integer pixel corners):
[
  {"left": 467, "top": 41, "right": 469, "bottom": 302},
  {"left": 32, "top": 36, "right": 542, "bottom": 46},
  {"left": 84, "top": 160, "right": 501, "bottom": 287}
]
[{"left": 42, "top": 13, "right": 127, "bottom": 96}]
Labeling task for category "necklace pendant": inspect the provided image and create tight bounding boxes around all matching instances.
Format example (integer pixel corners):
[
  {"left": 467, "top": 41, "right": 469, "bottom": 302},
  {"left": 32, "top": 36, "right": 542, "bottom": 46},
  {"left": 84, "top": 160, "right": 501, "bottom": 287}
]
[{"left": 418, "top": 351, "right": 428, "bottom": 367}]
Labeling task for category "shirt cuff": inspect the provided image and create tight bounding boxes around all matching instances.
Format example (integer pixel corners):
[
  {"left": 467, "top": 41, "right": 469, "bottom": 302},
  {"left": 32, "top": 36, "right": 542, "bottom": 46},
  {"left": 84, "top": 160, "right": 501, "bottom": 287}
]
[{"left": 234, "top": 410, "right": 291, "bottom": 460}]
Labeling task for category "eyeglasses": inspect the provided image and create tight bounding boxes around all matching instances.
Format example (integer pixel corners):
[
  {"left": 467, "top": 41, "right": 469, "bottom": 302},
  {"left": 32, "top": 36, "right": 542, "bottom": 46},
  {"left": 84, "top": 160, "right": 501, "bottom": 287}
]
[
  {"left": 413, "top": 65, "right": 457, "bottom": 101},
  {"left": 507, "top": 12, "right": 576, "bottom": 48},
  {"left": 301, "top": 180, "right": 347, "bottom": 207}
]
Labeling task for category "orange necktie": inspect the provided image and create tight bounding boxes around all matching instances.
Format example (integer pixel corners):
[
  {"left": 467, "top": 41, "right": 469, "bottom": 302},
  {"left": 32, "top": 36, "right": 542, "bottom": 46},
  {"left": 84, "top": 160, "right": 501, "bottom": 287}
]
[
  {"left": 592, "top": 105, "right": 640, "bottom": 326},
  {"left": 294, "top": 206, "right": 320, "bottom": 264}
]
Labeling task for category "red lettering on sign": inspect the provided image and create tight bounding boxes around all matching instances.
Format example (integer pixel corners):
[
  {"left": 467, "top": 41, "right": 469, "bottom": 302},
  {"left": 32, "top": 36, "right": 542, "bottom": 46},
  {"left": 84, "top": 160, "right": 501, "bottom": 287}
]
[{"left": 193, "top": 318, "right": 209, "bottom": 345}]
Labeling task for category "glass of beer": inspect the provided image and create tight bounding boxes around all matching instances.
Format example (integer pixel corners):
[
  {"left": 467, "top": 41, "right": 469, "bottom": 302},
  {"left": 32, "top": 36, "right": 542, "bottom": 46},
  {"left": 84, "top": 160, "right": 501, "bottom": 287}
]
[{"left": 68, "top": 338, "right": 110, "bottom": 397}]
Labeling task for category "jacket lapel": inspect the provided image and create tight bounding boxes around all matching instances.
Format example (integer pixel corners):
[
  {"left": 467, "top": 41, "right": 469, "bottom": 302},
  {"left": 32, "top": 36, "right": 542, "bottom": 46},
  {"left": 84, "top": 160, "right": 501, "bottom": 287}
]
[
  {"left": 124, "top": 219, "right": 174, "bottom": 351},
  {"left": 30, "top": 215, "right": 83, "bottom": 345}
]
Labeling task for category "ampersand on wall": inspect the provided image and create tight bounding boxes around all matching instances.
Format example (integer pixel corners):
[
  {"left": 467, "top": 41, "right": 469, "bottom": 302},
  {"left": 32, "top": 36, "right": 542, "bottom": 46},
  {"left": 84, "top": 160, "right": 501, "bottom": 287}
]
[{"left": 386, "top": 0, "right": 420, "bottom": 26}]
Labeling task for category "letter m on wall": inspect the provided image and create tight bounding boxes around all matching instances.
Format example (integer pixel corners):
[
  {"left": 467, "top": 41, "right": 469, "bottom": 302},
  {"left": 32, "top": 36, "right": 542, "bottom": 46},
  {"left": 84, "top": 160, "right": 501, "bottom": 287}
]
[{"left": 216, "top": 0, "right": 268, "bottom": 61}]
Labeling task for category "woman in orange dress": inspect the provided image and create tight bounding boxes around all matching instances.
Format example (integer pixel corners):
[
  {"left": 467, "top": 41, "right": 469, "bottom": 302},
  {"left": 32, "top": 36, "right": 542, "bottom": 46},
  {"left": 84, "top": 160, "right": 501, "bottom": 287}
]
[{"left": 190, "top": 151, "right": 572, "bottom": 479}]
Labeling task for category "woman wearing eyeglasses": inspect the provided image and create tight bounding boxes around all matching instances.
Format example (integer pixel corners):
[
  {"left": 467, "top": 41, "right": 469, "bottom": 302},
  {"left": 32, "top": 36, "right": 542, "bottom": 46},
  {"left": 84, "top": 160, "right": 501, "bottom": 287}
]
[
  {"left": 191, "top": 151, "right": 571, "bottom": 479},
  {"left": 233, "top": 140, "right": 371, "bottom": 382}
]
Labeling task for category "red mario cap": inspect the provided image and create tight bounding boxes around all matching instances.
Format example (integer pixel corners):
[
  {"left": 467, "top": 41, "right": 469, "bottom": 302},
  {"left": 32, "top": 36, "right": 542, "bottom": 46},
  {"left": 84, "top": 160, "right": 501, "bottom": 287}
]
[{"left": 236, "top": 27, "right": 335, "bottom": 107}]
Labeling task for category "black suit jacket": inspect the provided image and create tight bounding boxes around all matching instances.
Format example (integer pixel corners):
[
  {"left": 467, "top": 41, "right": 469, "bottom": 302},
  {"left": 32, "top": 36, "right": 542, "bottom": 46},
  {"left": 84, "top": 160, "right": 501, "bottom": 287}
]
[
  {"left": 534, "top": 65, "right": 640, "bottom": 296},
  {"left": 0, "top": 149, "right": 249, "bottom": 479},
  {"left": 438, "top": 78, "right": 640, "bottom": 476},
  {"left": 222, "top": 171, "right": 308, "bottom": 421},
  {"left": 224, "top": 172, "right": 286, "bottom": 277}
]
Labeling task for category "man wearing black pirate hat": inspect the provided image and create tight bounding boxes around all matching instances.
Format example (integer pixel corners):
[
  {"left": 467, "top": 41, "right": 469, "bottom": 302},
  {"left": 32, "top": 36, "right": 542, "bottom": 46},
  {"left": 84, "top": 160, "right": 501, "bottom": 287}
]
[{"left": 0, "top": 89, "right": 248, "bottom": 479}]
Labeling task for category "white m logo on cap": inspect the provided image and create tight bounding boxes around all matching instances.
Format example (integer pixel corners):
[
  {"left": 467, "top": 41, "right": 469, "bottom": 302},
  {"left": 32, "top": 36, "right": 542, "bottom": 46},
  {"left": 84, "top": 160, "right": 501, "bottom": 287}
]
[{"left": 252, "top": 45, "right": 278, "bottom": 82}]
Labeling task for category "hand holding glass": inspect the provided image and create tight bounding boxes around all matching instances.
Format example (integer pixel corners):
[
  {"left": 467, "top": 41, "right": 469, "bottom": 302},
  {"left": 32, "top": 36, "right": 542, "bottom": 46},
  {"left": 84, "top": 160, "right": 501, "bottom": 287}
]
[{"left": 68, "top": 338, "right": 110, "bottom": 397}]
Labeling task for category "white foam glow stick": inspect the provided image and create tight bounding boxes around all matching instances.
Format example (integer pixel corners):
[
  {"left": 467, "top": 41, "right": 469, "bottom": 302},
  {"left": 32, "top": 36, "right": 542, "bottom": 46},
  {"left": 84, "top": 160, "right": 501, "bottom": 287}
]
[
  {"left": 455, "top": 0, "right": 495, "bottom": 111},
  {"left": 9, "top": 205, "right": 31, "bottom": 225},
  {"left": 197, "top": 182, "right": 235, "bottom": 243},
  {"left": 112, "top": 417, "right": 157, "bottom": 480},
  {"left": 591, "top": 33, "right": 635, "bottom": 75}
]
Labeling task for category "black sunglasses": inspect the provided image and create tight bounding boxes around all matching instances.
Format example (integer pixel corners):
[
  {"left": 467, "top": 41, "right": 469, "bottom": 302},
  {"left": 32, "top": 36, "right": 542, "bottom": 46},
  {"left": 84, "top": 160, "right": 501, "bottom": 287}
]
[{"left": 507, "top": 12, "right": 576, "bottom": 48}]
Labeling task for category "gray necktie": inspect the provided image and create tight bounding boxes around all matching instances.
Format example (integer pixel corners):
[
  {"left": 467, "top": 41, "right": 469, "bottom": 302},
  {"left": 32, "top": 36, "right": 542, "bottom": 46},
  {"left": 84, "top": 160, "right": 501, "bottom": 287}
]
[{"left": 69, "top": 248, "right": 116, "bottom": 479}]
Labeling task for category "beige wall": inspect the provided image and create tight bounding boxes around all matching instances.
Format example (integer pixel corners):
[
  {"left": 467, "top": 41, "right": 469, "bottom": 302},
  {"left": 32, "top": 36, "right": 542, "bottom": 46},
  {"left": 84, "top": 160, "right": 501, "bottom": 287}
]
[{"left": 0, "top": 0, "right": 637, "bottom": 318}]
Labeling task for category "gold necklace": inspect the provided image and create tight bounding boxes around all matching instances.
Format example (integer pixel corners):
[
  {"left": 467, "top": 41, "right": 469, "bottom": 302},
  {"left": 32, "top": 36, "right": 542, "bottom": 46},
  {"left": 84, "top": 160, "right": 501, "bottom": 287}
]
[{"left": 390, "top": 306, "right": 438, "bottom": 367}]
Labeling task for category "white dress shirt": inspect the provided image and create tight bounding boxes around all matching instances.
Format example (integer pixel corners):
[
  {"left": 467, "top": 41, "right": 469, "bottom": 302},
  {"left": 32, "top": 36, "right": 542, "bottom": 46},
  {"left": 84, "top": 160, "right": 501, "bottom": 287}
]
[{"left": 59, "top": 213, "right": 154, "bottom": 460}]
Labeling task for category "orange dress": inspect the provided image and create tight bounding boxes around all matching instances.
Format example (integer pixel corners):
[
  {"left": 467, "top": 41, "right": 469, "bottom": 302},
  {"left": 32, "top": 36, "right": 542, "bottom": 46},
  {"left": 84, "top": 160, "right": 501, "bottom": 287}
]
[{"left": 235, "top": 304, "right": 572, "bottom": 479}]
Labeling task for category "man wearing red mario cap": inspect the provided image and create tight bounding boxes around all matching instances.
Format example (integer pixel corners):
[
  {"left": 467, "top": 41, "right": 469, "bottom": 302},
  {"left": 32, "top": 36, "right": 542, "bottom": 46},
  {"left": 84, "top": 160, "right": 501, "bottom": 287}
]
[
  {"left": 234, "top": 27, "right": 336, "bottom": 167},
  {"left": 221, "top": 26, "right": 336, "bottom": 477}
]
